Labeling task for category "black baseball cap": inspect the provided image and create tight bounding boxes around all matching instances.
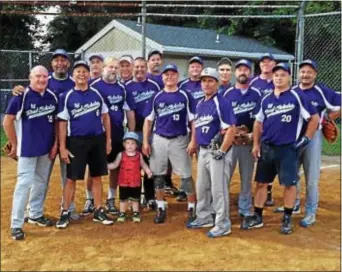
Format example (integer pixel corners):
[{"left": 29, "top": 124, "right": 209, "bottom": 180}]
[{"left": 147, "top": 49, "right": 162, "bottom": 60}]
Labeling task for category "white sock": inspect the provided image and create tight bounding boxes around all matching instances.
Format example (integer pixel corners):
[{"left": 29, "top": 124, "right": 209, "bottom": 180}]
[
  {"left": 86, "top": 190, "right": 93, "bottom": 199},
  {"left": 188, "top": 202, "right": 195, "bottom": 210},
  {"left": 108, "top": 187, "right": 116, "bottom": 199},
  {"left": 156, "top": 200, "right": 165, "bottom": 210}
]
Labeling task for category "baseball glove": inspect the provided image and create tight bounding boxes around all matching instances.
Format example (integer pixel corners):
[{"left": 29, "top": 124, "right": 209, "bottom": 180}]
[
  {"left": 2, "top": 141, "right": 18, "bottom": 161},
  {"left": 322, "top": 119, "right": 339, "bottom": 143},
  {"left": 234, "top": 125, "right": 253, "bottom": 145}
]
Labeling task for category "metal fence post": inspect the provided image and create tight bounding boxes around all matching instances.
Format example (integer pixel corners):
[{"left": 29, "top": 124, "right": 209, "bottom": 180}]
[
  {"left": 28, "top": 50, "right": 32, "bottom": 71},
  {"left": 141, "top": 0, "right": 147, "bottom": 58},
  {"left": 294, "top": 0, "right": 306, "bottom": 84}
]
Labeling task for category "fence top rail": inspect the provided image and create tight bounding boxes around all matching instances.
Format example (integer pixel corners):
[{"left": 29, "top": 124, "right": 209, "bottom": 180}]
[{"left": 304, "top": 11, "right": 341, "bottom": 17}]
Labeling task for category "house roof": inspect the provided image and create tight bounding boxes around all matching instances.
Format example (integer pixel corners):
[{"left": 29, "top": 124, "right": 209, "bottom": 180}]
[{"left": 76, "top": 19, "right": 294, "bottom": 61}]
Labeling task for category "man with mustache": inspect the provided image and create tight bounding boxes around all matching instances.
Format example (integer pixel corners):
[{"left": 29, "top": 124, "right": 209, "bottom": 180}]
[
  {"left": 119, "top": 55, "right": 134, "bottom": 84},
  {"left": 81, "top": 57, "right": 135, "bottom": 216},
  {"left": 223, "top": 59, "right": 262, "bottom": 218},
  {"left": 147, "top": 49, "right": 164, "bottom": 89},
  {"left": 274, "top": 59, "right": 341, "bottom": 227},
  {"left": 89, "top": 54, "right": 104, "bottom": 81}
]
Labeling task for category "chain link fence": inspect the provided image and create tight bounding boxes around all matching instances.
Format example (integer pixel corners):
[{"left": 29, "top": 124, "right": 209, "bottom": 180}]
[{"left": 304, "top": 13, "right": 341, "bottom": 156}]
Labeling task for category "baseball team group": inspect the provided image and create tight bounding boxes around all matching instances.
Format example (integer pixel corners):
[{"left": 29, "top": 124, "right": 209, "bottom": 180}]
[{"left": 3, "top": 48, "right": 340, "bottom": 241}]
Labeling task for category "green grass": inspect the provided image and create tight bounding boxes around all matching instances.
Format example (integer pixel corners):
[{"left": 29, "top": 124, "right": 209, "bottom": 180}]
[{"left": 322, "top": 124, "right": 341, "bottom": 156}]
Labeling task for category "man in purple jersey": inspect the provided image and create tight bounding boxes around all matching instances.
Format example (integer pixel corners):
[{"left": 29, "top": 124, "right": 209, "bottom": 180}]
[
  {"left": 125, "top": 57, "right": 160, "bottom": 210},
  {"left": 223, "top": 59, "right": 262, "bottom": 218},
  {"left": 11, "top": 49, "right": 79, "bottom": 220},
  {"left": 89, "top": 54, "right": 104, "bottom": 81},
  {"left": 119, "top": 55, "right": 134, "bottom": 84},
  {"left": 241, "top": 63, "right": 319, "bottom": 234},
  {"left": 249, "top": 53, "right": 277, "bottom": 207},
  {"left": 217, "top": 57, "right": 233, "bottom": 94},
  {"left": 81, "top": 57, "right": 136, "bottom": 216},
  {"left": 143, "top": 64, "right": 197, "bottom": 224},
  {"left": 147, "top": 49, "right": 164, "bottom": 89},
  {"left": 178, "top": 56, "right": 204, "bottom": 105},
  {"left": 56, "top": 60, "right": 113, "bottom": 229},
  {"left": 187, "top": 67, "right": 236, "bottom": 238},
  {"left": 274, "top": 59, "right": 341, "bottom": 227},
  {"left": 3, "top": 66, "right": 58, "bottom": 240}
]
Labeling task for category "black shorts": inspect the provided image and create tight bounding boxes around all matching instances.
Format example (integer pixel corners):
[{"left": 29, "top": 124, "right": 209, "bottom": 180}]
[
  {"left": 107, "top": 140, "right": 124, "bottom": 163},
  {"left": 119, "top": 186, "right": 141, "bottom": 201},
  {"left": 66, "top": 134, "right": 108, "bottom": 180},
  {"left": 254, "top": 142, "right": 299, "bottom": 187}
]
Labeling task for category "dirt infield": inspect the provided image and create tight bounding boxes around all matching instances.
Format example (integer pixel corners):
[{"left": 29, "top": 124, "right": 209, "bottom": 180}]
[{"left": 1, "top": 156, "right": 340, "bottom": 271}]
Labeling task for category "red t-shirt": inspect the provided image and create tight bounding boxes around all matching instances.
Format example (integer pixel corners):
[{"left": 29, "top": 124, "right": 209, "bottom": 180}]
[{"left": 118, "top": 151, "right": 142, "bottom": 187}]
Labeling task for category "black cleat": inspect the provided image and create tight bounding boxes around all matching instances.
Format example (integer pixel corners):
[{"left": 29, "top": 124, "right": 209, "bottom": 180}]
[
  {"left": 93, "top": 207, "right": 114, "bottom": 225},
  {"left": 106, "top": 198, "right": 119, "bottom": 215},
  {"left": 11, "top": 228, "right": 25, "bottom": 240},
  {"left": 56, "top": 210, "right": 70, "bottom": 229},
  {"left": 28, "top": 216, "right": 53, "bottom": 227},
  {"left": 176, "top": 191, "right": 187, "bottom": 202},
  {"left": 154, "top": 208, "right": 166, "bottom": 224},
  {"left": 241, "top": 214, "right": 264, "bottom": 230},
  {"left": 81, "top": 198, "right": 95, "bottom": 216},
  {"left": 165, "top": 185, "right": 180, "bottom": 196},
  {"left": 281, "top": 214, "right": 293, "bottom": 234}
]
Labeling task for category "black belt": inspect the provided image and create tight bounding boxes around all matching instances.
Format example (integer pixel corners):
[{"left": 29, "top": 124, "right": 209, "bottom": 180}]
[
  {"left": 199, "top": 144, "right": 211, "bottom": 149},
  {"left": 157, "top": 134, "right": 186, "bottom": 139},
  {"left": 263, "top": 142, "right": 292, "bottom": 147}
]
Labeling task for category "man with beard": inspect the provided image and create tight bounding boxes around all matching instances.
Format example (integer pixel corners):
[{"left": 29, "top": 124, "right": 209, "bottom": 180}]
[
  {"left": 178, "top": 56, "right": 205, "bottom": 106},
  {"left": 274, "top": 59, "right": 341, "bottom": 227},
  {"left": 249, "top": 53, "right": 277, "bottom": 207},
  {"left": 119, "top": 55, "right": 134, "bottom": 84},
  {"left": 11, "top": 49, "right": 79, "bottom": 221},
  {"left": 241, "top": 63, "right": 319, "bottom": 234},
  {"left": 81, "top": 57, "right": 136, "bottom": 216},
  {"left": 89, "top": 54, "right": 104, "bottom": 81},
  {"left": 223, "top": 59, "right": 262, "bottom": 218},
  {"left": 125, "top": 57, "right": 161, "bottom": 210},
  {"left": 147, "top": 49, "right": 164, "bottom": 89},
  {"left": 56, "top": 60, "right": 113, "bottom": 229},
  {"left": 217, "top": 57, "right": 233, "bottom": 94}
]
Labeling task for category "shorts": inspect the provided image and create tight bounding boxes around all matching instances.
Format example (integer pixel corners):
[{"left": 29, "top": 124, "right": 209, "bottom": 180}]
[
  {"left": 107, "top": 140, "right": 124, "bottom": 163},
  {"left": 66, "top": 134, "right": 108, "bottom": 180},
  {"left": 254, "top": 142, "right": 299, "bottom": 187},
  {"left": 119, "top": 186, "right": 141, "bottom": 201}
]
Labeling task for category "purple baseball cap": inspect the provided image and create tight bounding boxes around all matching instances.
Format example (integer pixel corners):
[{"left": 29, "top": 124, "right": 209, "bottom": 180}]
[
  {"left": 299, "top": 59, "right": 318, "bottom": 71},
  {"left": 162, "top": 64, "right": 178, "bottom": 74},
  {"left": 272, "top": 63, "right": 291, "bottom": 74},
  {"left": 260, "top": 53, "right": 275, "bottom": 61},
  {"left": 235, "top": 59, "right": 252, "bottom": 70},
  {"left": 52, "top": 49, "right": 69, "bottom": 60}
]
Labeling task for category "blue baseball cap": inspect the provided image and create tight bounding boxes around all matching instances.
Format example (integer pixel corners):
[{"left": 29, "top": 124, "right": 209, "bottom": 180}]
[
  {"left": 299, "top": 59, "right": 318, "bottom": 71},
  {"left": 189, "top": 56, "right": 204, "bottom": 65},
  {"left": 235, "top": 59, "right": 252, "bottom": 70},
  {"left": 89, "top": 54, "right": 104, "bottom": 62},
  {"left": 260, "top": 53, "right": 275, "bottom": 61},
  {"left": 123, "top": 132, "right": 140, "bottom": 143},
  {"left": 162, "top": 64, "right": 178, "bottom": 74},
  {"left": 272, "top": 63, "right": 291, "bottom": 74},
  {"left": 72, "top": 60, "right": 90, "bottom": 72},
  {"left": 52, "top": 49, "right": 69, "bottom": 60}
]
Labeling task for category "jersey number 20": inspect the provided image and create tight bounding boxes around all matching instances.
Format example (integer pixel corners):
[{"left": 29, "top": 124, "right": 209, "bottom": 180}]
[{"left": 281, "top": 114, "right": 292, "bottom": 123}]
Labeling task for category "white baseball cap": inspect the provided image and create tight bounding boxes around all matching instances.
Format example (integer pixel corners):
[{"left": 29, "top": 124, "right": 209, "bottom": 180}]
[{"left": 200, "top": 67, "right": 219, "bottom": 81}]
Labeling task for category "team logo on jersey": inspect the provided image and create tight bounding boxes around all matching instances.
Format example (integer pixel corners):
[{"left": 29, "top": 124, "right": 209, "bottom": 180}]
[
  {"left": 71, "top": 101, "right": 101, "bottom": 118},
  {"left": 263, "top": 89, "right": 273, "bottom": 96},
  {"left": 264, "top": 103, "right": 295, "bottom": 117},
  {"left": 191, "top": 90, "right": 205, "bottom": 100},
  {"left": 233, "top": 101, "right": 257, "bottom": 114},
  {"left": 194, "top": 114, "right": 214, "bottom": 127},
  {"left": 134, "top": 90, "right": 155, "bottom": 103},
  {"left": 74, "top": 103, "right": 80, "bottom": 108},
  {"left": 157, "top": 102, "right": 185, "bottom": 117},
  {"left": 107, "top": 95, "right": 123, "bottom": 104},
  {"left": 26, "top": 104, "right": 56, "bottom": 119}
]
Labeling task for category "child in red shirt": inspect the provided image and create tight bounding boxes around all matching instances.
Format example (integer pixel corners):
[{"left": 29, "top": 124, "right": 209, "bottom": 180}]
[{"left": 108, "top": 132, "right": 152, "bottom": 222}]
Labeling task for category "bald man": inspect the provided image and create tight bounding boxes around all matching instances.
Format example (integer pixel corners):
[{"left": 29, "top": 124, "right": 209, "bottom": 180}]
[{"left": 3, "top": 66, "right": 59, "bottom": 240}]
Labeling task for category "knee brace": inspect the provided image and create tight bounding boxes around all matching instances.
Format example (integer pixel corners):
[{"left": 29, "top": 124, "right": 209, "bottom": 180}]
[
  {"left": 153, "top": 175, "right": 166, "bottom": 190},
  {"left": 181, "top": 177, "right": 195, "bottom": 195}
]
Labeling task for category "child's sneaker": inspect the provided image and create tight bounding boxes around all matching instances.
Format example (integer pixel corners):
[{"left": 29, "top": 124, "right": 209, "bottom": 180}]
[
  {"left": 117, "top": 212, "right": 126, "bottom": 223},
  {"left": 132, "top": 212, "right": 141, "bottom": 223}
]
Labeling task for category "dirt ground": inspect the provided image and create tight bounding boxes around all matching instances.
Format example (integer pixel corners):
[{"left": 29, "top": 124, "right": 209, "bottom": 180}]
[{"left": 1, "top": 156, "right": 341, "bottom": 271}]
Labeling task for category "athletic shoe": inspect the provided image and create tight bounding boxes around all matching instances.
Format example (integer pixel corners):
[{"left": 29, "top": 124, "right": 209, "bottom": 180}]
[
  {"left": 165, "top": 185, "right": 180, "bottom": 196},
  {"left": 117, "top": 212, "right": 126, "bottom": 223},
  {"left": 93, "top": 207, "right": 114, "bottom": 225},
  {"left": 81, "top": 198, "right": 95, "bottom": 216},
  {"left": 11, "top": 228, "right": 25, "bottom": 240},
  {"left": 28, "top": 216, "right": 53, "bottom": 227},
  {"left": 187, "top": 218, "right": 214, "bottom": 229},
  {"left": 56, "top": 210, "right": 70, "bottom": 229},
  {"left": 265, "top": 192, "right": 274, "bottom": 207},
  {"left": 207, "top": 226, "right": 231, "bottom": 238},
  {"left": 273, "top": 204, "right": 301, "bottom": 214},
  {"left": 300, "top": 214, "right": 316, "bottom": 228},
  {"left": 132, "top": 212, "right": 141, "bottom": 223},
  {"left": 154, "top": 208, "right": 166, "bottom": 224},
  {"left": 147, "top": 200, "right": 157, "bottom": 211},
  {"left": 106, "top": 198, "right": 119, "bottom": 215},
  {"left": 186, "top": 207, "right": 196, "bottom": 225},
  {"left": 281, "top": 214, "right": 293, "bottom": 234},
  {"left": 176, "top": 191, "right": 187, "bottom": 202},
  {"left": 241, "top": 214, "right": 264, "bottom": 230}
]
